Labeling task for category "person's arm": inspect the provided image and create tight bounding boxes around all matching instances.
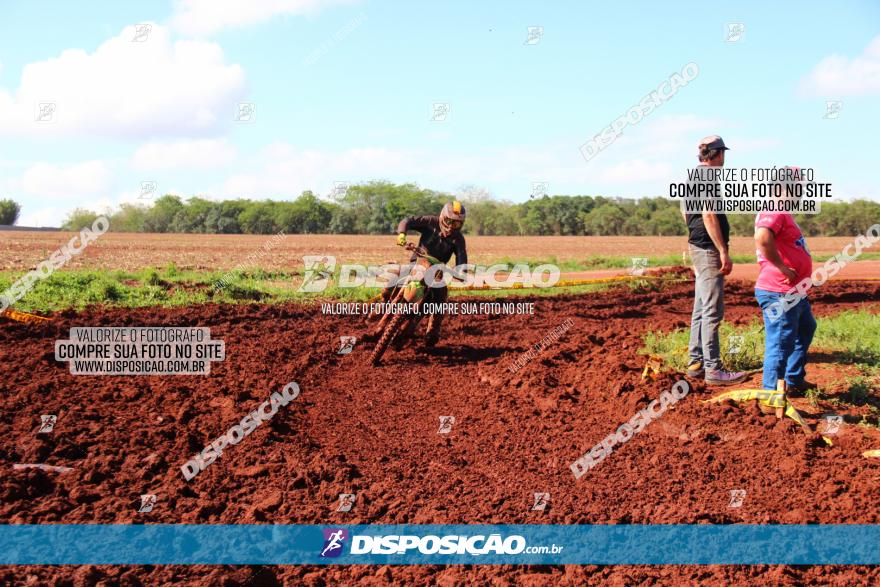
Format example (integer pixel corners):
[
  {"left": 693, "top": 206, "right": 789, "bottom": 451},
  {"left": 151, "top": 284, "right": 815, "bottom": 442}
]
[
  {"left": 702, "top": 212, "right": 732, "bottom": 275},
  {"left": 755, "top": 227, "right": 797, "bottom": 285},
  {"left": 396, "top": 216, "right": 432, "bottom": 245}
]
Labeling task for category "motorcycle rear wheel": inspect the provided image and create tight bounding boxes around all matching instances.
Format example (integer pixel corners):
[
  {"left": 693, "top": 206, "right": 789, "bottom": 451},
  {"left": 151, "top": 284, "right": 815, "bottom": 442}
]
[{"left": 370, "top": 312, "right": 409, "bottom": 366}]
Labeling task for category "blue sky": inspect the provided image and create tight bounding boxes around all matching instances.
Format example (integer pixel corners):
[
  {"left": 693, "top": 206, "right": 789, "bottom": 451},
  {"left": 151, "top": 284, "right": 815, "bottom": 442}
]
[{"left": 0, "top": 0, "right": 878, "bottom": 226}]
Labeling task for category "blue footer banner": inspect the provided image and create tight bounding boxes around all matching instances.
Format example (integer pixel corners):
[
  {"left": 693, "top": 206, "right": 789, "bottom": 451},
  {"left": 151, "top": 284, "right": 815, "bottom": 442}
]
[{"left": 2, "top": 525, "right": 879, "bottom": 565}]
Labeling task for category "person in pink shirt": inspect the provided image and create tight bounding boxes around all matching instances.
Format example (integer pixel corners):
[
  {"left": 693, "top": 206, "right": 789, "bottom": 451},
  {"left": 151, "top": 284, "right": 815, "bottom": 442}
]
[{"left": 754, "top": 179, "right": 817, "bottom": 392}]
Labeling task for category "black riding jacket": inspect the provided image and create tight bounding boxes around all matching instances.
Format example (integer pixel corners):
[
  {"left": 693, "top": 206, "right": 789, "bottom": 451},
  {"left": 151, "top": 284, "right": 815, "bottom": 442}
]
[{"left": 396, "top": 215, "right": 467, "bottom": 267}]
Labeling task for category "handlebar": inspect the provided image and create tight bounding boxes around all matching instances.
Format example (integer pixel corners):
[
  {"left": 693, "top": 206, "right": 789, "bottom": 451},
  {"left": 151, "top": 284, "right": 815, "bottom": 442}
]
[
  {"left": 402, "top": 242, "right": 465, "bottom": 282},
  {"left": 404, "top": 242, "right": 430, "bottom": 258}
]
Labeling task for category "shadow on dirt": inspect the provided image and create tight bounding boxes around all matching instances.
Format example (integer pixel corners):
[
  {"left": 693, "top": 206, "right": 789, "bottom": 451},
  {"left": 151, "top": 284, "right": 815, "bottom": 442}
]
[{"left": 420, "top": 344, "right": 512, "bottom": 364}]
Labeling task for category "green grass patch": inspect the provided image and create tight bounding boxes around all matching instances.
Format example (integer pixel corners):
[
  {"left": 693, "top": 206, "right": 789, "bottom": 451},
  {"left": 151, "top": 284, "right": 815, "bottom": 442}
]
[
  {"left": 641, "top": 321, "right": 765, "bottom": 372},
  {"left": 811, "top": 310, "right": 880, "bottom": 365},
  {"left": 1, "top": 262, "right": 686, "bottom": 313},
  {"left": 488, "top": 253, "right": 758, "bottom": 272},
  {"left": 487, "top": 251, "right": 880, "bottom": 272},
  {"left": 641, "top": 309, "right": 880, "bottom": 373},
  {"left": 641, "top": 309, "right": 880, "bottom": 406},
  {"left": 0, "top": 266, "right": 318, "bottom": 312}
]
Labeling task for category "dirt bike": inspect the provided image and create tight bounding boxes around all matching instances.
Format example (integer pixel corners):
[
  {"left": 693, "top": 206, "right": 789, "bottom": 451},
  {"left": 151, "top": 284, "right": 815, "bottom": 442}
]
[{"left": 369, "top": 242, "right": 450, "bottom": 366}]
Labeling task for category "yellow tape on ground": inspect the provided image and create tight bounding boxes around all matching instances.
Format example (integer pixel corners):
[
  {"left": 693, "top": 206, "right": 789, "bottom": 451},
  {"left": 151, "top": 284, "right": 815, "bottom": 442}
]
[
  {"left": 703, "top": 389, "right": 784, "bottom": 406},
  {"left": 784, "top": 404, "right": 810, "bottom": 431},
  {"left": 455, "top": 274, "right": 659, "bottom": 292},
  {"left": 704, "top": 388, "right": 811, "bottom": 433},
  {"left": 863, "top": 450, "right": 880, "bottom": 458},
  {"left": 553, "top": 275, "right": 659, "bottom": 287},
  {"left": 1, "top": 308, "right": 52, "bottom": 325}
]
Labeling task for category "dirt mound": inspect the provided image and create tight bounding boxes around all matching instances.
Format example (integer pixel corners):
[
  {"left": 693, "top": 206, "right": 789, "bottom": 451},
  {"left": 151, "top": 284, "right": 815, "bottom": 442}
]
[{"left": 2, "top": 280, "right": 879, "bottom": 585}]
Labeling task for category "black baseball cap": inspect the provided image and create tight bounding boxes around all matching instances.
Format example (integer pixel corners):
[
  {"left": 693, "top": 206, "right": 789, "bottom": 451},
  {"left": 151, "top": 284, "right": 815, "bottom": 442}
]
[{"left": 698, "top": 135, "right": 729, "bottom": 151}]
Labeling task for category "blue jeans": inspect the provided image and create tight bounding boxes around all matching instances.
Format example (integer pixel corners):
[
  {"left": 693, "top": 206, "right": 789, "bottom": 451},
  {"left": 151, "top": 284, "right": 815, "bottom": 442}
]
[
  {"left": 755, "top": 288, "right": 817, "bottom": 390},
  {"left": 688, "top": 245, "right": 725, "bottom": 370}
]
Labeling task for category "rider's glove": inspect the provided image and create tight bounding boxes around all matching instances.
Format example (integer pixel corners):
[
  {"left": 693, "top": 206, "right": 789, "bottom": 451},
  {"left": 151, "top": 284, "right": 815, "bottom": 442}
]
[{"left": 396, "top": 232, "right": 407, "bottom": 246}]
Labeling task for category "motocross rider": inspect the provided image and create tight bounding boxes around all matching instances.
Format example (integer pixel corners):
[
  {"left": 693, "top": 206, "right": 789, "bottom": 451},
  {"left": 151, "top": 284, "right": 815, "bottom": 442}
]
[{"left": 393, "top": 201, "right": 468, "bottom": 347}]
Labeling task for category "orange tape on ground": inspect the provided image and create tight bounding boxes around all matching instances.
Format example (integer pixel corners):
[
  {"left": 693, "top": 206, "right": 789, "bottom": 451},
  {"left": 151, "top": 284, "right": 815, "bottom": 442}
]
[{"left": 1, "top": 308, "right": 52, "bottom": 324}]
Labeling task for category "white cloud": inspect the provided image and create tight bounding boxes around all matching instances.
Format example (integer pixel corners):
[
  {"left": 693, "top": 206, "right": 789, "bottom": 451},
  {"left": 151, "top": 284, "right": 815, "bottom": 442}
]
[
  {"left": 172, "top": 0, "right": 355, "bottom": 36},
  {"left": 17, "top": 184, "right": 184, "bottom": 227},
  {"left": 18, "top": 206, "right": 64, "bottom": 228},
  {"left": 21, "top": 161, "right": 113, "bottom": 199},
  {"left": 231, "top": 115, "right": 778, "bottom": 199},
  {"left": 799, "top": 35, "right": 880, "bottom": 96},
  {"left": 577, "top": 115, "right": 782, "bottom": 193},
  {"left": 218, "top": 117, "right": 740, "bottom": 200},
  {"left": 218, "top": 141, "right": 659, "bottom": 201},
  {"left": 132, "top": 138, "right": 237, "bottom": 170},
  {"left": 599, "top": 114, "right": 725, "bottom": 160},
  {"left": 0, "top": 24, "right": 246, "bottom": 138},
  {"left": 223, "top": 144, "right": 409, "bottom": 196}
]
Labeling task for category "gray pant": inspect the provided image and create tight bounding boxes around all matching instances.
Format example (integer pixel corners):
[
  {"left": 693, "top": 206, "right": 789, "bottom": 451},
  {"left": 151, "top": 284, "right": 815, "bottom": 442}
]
[{"left": 688, "top": 244, "right": 725, "bottom": 371}]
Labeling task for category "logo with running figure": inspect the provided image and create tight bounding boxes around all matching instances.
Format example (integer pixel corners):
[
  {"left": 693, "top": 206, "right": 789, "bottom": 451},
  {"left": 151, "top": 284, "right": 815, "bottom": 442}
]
[
  {"left": 320, "top": 528, "right": 349, "bottom": 558},
  {"left": 38, "top": 415, "right": 57, "bottom": 434},
  {"left": 138, "top": 494, "right": 157, "bottom": 513},
  {"left": 338, "top": 336, "right": 357, "bottom": 355},
  {"left": 299, "top": 255, "right": 337, "bottom": 292}
]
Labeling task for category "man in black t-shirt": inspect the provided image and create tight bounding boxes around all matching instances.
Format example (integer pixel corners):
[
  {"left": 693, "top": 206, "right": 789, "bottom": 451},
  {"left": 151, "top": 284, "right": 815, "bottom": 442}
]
[{"left": 685, "top": 136, "right": 746, "bottom": 385}]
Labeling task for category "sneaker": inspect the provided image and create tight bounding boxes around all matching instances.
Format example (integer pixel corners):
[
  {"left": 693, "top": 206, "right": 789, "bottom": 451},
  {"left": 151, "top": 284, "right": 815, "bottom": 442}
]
[
  {"left": 686, "top": 360, "right": 705, "bottom": 379},
  {"left": 705, "top": 368, "right": 748, "bottom": 386}
]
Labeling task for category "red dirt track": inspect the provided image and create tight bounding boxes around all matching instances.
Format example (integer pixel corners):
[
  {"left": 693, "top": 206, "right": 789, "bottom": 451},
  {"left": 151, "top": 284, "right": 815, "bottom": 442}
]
[{"left": 2, "top": 279, "right": 880, "bottom": 585}]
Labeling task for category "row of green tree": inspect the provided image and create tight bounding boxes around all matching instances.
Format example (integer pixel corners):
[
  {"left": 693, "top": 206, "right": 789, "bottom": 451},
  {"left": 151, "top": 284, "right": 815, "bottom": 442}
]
[{"left": 25, "top": 181, "right": 880, "bottom": 236}]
